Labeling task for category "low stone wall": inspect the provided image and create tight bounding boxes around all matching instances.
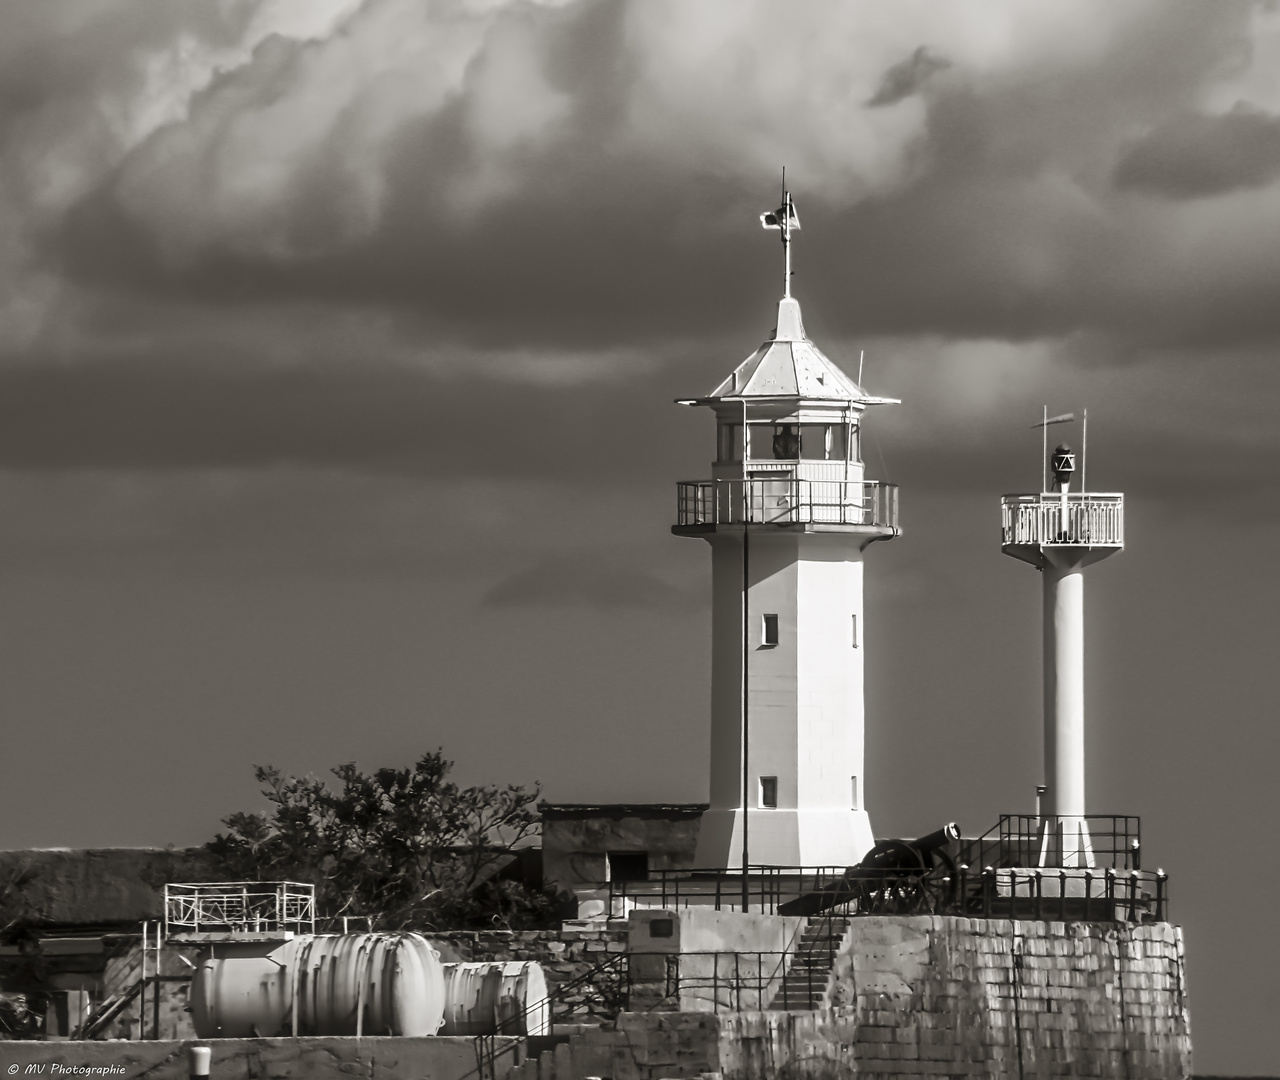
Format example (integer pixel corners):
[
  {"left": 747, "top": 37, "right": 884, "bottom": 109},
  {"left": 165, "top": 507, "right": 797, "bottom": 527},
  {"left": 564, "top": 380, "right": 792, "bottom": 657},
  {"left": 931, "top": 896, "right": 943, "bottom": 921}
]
[{"left": 0, "top": 1035, "right": 517, "bottom": 1080}]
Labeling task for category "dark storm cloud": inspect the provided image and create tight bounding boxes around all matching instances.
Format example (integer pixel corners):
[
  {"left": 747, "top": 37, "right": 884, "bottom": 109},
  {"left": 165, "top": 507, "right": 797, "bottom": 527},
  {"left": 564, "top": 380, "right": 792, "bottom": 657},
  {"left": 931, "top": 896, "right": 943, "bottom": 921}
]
[
  {"left": 28, "top": 0, "right": 1277, "bottom": 359},
  {"left": 866, "top": 46, "right": 951, "bottom": 108},
  {"left": 2, "top": 0, "right": 1280, "bottom": 480},
  {"left": 1114, "top": 106, "right": 1280, "bottom": 199}
]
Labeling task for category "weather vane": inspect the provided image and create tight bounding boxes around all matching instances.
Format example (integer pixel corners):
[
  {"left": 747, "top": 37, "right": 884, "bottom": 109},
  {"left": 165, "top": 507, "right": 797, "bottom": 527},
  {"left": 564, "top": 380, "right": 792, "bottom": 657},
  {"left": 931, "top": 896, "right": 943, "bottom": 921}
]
[{"left": 760, "top": 168, "right": 801, "bottom": 298}]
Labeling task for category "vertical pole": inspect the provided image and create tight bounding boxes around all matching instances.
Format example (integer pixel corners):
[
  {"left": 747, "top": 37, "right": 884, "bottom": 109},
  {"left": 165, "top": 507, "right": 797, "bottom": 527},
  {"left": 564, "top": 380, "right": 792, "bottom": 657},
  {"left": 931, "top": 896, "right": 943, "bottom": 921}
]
[
  {"left": 742, "top": 522, "right": 750, "bottom": 912},
  {"left": 843, "top": 403, "right": 851, "bottom": 523},
  {"left": 1082, "top": 408, "right": 1089, "bottom": 493},
  {"left": 140, "top": 920, "right": 147, "bottom": 1040},
  {"left": 782, "top": 200, "right": 791, "bottom": 299},
  {"left": 1041, "top": 406, "right": 1048, "bottom": 492},
  {"left": 1043, "top": 565, "right": 1087, "bottom": 866},
  {"left": 153, "top": 920, "right": 162, "bottom": 1039},
  {"left": 741, "top": 396, "right": 750, "bottom": 911}
]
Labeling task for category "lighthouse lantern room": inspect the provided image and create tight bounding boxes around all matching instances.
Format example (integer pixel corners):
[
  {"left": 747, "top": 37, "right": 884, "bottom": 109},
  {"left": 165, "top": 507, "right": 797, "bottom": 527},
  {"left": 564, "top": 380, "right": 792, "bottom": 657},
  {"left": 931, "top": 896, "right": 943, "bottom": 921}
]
[{"left": 674, "top": 190, "right": 899, "bottom": 870}]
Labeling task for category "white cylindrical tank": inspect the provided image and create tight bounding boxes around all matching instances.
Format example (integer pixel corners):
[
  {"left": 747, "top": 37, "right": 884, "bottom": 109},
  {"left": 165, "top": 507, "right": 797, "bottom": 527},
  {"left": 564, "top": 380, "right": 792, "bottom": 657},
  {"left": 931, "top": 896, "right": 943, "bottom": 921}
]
[
  {"left": 190, "top": 939, "right": 298, "bottom": 1038},
  {"left": 440, "top": 962, "right": 549, "bottom": 1037},
  {"left": 191, "top": 933, "right": 446, "bottom": 1039}
]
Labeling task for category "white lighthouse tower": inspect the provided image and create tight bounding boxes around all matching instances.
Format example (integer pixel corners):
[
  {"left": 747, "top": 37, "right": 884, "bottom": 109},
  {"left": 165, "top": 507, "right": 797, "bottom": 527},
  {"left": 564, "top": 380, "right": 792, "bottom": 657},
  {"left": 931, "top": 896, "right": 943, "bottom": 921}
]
[
  {"left": 674, "top": 191, "right": 899, "bottom": 870},
  {"left": 1001, "top": 421, "right": 1124, "bottom": 866}
]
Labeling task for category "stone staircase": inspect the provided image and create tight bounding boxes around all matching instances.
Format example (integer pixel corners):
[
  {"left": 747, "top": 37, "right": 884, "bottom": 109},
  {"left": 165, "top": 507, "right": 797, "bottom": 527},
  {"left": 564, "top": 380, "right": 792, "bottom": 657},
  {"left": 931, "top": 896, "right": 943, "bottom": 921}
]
[{"left": 770, "top": 915, "right": 849, "bottom": 1010}]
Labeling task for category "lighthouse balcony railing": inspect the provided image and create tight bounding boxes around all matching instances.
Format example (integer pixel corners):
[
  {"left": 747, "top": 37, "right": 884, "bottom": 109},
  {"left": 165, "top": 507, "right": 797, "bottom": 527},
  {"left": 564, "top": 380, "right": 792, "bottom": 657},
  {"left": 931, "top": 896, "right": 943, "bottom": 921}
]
[
  {"left": 677, "top": 479, "right": 898, "bottom": 529},
  {"left": 1001, "top": 493, "right": 1124, "bottom": 547}
]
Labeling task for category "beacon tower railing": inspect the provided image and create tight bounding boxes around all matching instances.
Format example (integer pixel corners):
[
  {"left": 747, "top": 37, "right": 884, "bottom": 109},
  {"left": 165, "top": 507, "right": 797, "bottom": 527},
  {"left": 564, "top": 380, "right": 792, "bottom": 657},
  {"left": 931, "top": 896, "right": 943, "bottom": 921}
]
[{"left": 1001, "top": 492, "right": 1124, "bottom": 548}]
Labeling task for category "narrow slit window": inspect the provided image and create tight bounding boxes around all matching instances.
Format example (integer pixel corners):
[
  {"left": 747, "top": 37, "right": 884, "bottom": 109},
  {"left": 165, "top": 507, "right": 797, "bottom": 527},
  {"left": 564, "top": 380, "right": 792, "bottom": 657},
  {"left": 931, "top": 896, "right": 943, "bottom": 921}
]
[
  {"left": 762, "top": 613, "right": 779, "bottom": 646},
  {"left": 851, "top": 776, "right": 859, "bottom": 810},
  {"left": 760, "top": 776, "right": 778, "bottom": 809},
  {"left": 851, "top": 614, "right": 859, "bottom": 648}
]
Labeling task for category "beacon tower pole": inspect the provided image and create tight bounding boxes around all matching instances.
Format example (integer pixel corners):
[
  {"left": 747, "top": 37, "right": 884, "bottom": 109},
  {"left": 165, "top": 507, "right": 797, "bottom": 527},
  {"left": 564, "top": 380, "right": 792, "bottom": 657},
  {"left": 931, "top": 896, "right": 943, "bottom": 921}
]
[{"left": 1001, "top": 428, "right": 1124, "bottom": 867}]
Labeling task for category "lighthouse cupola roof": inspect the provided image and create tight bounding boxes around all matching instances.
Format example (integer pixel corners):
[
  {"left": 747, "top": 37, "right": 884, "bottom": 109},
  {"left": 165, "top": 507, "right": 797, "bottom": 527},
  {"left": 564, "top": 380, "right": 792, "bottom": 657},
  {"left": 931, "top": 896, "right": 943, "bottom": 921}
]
[
  {"left": 704, "top": 295, "right": 896, "bottom": 403},
  {"left": 680, "top": 188, "right": 898, "bottom": 408}
]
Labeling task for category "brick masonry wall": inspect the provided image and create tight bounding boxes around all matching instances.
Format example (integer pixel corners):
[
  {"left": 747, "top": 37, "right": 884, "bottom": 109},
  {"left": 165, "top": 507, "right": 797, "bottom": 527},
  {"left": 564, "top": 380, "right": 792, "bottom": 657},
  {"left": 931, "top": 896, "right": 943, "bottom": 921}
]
[{"left": 429, "top": 925, "right": 630, "bottom": 1024}]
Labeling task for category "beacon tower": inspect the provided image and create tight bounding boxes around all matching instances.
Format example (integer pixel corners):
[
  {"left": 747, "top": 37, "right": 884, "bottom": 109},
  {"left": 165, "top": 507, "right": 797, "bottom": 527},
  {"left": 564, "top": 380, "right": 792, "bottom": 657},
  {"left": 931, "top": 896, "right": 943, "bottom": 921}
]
[
  {"left": 1001, "top": 426, "right": 1124, "bottom": 866},
  {"left": 673, "top": 191, "right": 899, "bottom": 869}
]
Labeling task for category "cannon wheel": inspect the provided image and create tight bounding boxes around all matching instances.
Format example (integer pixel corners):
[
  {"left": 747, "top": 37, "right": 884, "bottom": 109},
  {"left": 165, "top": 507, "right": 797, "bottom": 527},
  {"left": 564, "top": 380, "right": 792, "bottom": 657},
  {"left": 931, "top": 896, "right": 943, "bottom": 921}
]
[
  {"left": 917, "top": 848, "right": 960, "bottom": 914},
  {"left": 856, "top": 841, "right": 927, "bottom": 914}
]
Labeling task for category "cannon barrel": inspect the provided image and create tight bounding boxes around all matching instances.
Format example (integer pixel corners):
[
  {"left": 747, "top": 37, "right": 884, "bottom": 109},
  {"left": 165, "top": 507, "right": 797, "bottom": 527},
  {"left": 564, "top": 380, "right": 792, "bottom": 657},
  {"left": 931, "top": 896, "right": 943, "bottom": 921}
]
[
  {"left": 912, "top": 823, "right": 961, "bottom": 854},
  {"left": 777, "top": 823, "right": 961, "bottom": 917}
]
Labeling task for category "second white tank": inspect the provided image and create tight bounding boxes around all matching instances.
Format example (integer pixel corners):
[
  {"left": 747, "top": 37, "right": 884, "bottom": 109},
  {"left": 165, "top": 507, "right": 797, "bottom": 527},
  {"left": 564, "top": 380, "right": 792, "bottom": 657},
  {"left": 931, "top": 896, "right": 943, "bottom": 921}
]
[{"left": 440, "top": 961, "right": 549, "bottom": 1037}]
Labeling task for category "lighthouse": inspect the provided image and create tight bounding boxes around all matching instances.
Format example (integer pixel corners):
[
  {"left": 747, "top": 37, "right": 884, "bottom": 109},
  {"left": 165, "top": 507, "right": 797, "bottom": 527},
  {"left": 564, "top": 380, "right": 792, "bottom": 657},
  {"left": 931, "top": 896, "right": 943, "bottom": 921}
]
[
  {"left": 1001, "top": 420, "right": 1124, "bottom": 866},
  {"left": 673, "top": 191, "right": 899, "bottom": 870}
]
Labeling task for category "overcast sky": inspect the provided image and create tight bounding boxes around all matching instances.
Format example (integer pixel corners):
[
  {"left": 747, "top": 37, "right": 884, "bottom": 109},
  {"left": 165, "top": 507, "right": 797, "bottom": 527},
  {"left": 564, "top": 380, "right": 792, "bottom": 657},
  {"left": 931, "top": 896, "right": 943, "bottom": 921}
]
[{"left": 2, "top": 1, "right": 1278, "bottom": 1071}]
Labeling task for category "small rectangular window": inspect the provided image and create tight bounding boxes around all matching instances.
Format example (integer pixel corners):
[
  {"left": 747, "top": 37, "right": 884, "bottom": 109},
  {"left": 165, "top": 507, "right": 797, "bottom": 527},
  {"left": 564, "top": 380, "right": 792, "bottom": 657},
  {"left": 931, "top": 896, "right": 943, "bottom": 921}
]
[
  {"left": 800, "top": 424, "right": 827, "bottom": 460},
  {"left": 606, "top": 851, "right": 649, "bottom": 883},
  {"left": 851, "top": 614, "right": 859, "bottom": 648},
  {"left": 760, "top": 776, "right": 778, "bottom": 808},
  {"left": 762, "top": 613, "right": 779, "bottom": 646},
  {"left": 851, "top": 776, "right": 859, "bottom": 810},
  {"left": 829, "top": 424, "right": 848, "bottom": 461},
  {"left": 747, "top": 424, "right": 774, "bottom": 460},
  {"left": 648, "top": 918, "right": 674, "bottom": 938}
]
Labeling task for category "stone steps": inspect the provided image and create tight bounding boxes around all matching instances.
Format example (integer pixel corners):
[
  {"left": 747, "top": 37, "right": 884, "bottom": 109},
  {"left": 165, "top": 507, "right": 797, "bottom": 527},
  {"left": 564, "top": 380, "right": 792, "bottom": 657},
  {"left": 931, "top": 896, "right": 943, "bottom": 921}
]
[{"left": 770, "top": 916, "right": 849, "bottom": 1010}]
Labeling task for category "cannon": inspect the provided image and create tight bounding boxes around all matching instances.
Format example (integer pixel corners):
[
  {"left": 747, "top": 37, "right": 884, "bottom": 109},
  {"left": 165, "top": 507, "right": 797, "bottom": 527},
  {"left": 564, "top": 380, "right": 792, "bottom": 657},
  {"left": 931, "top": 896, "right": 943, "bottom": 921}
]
[{"left": 778, "top": 824, "right": 961, "bottom": 917}]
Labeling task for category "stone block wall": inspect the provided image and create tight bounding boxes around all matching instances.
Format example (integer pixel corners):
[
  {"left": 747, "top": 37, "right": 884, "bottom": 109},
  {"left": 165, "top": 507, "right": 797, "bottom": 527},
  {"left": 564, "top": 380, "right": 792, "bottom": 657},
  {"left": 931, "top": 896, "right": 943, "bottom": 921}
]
[
  {"left": 504, "top": 916, "right": 1192, "bottom": 1080},
  {"left": 826, "top": 916, "right": 1191, "bottom": 1078}
]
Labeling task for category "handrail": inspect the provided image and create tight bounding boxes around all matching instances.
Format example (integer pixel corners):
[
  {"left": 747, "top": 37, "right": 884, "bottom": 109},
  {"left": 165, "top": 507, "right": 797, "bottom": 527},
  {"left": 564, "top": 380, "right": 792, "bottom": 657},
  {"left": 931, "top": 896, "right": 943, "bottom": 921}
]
[
  {"left": 1000, "top": 492, "right": 1124, "bottom": 547},
  {"left": 469, "top": 951, "right": 628, "bottom": 1080},
  {"left": 677, "top": 478, "right": 898, "bottom": 529}
]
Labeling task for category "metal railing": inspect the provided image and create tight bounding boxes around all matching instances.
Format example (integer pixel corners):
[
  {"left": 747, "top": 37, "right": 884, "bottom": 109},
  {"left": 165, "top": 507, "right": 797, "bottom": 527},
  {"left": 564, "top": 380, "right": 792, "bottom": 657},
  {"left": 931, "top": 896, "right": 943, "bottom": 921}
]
[
  {"left": 471, "top": 951, "right": 628, "bottom": 1080},
  {"left": 956, "top": 815, "right": 1142, "bottom": 872},
  {"left": 638, "top": 950, "right": 800, "bottom": 1013},
  {"left": 163, "top": 882, "right": 316, "bottom": 936},
  {"left": 677, "top": 479, "right": 898, "bottom": 529},
  {"left": 1001, "top": 492, "right": 1124, "bottom": 547},
  {"left": 607, "top": 866, "right": 850, "bottom": 917},
  {"left": 973, "top": 866, "right": 1168, "bottom": 924},
  {"left": 605, "top": 844, "right": 1166, "bottom": 923}
]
